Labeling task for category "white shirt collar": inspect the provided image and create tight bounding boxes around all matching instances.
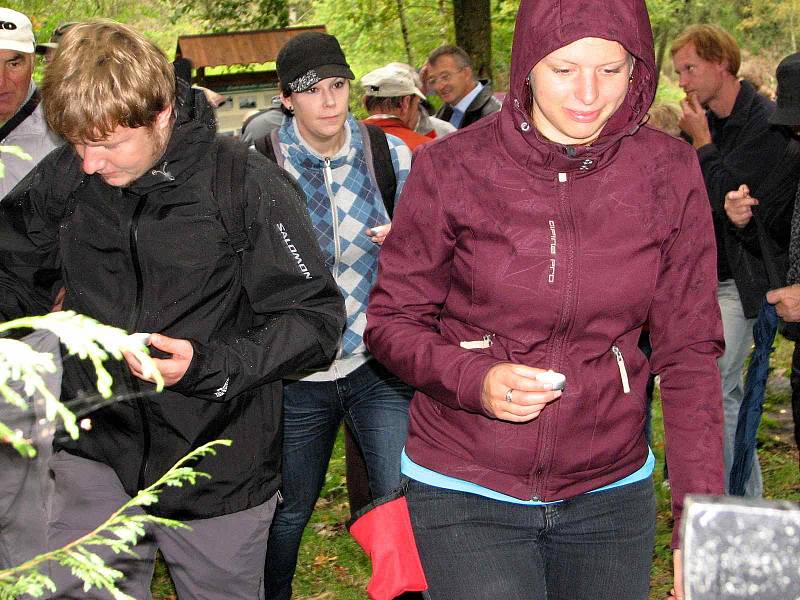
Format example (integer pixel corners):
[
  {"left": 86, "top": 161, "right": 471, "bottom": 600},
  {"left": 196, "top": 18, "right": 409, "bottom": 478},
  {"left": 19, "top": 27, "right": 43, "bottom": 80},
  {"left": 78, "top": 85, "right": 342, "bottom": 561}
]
[{"left": 453, "top": 81, "right": 483, "bottom": 114}]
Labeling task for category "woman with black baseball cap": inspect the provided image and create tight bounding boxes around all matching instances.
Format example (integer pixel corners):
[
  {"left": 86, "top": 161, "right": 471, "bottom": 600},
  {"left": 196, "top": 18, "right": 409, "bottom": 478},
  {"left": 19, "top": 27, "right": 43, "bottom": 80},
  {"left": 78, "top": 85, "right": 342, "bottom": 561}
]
[{"left": 261, "top": 32, "right": 414, "bottom": 600}]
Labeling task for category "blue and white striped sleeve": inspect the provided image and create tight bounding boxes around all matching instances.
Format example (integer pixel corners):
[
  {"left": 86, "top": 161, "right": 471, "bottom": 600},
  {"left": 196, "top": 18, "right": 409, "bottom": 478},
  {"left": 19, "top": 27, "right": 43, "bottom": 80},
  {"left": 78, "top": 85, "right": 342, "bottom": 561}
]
[{"left": 385, "top": 133, "right": 412, "bottom": 204}]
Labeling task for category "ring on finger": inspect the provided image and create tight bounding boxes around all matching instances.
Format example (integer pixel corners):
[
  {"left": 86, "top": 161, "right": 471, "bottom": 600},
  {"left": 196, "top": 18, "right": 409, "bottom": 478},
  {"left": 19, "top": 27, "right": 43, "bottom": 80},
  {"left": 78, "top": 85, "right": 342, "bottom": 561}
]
[{"left": 505, "top": 388, "right": 514, "bottom": 403}]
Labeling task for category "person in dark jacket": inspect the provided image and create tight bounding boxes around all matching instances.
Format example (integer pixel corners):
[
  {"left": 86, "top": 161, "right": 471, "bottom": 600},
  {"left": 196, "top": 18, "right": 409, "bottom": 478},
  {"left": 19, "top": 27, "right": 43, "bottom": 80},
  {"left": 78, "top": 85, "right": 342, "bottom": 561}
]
[
  {"left": 728, "top": 51, "right": 800, "bottom": 461},
  {"left": 672, "top": 24, "right": 795, "bottom": 498},
  {"left": 0, "top": 7, "right": 63, "bottom": 571},
  {"left": 365, "top": 1, "right": 724, "bottom": 599},
  {"left": 0, "top": 20, "right": 344, "bottom": 598},
  {"left": 425, "top": 44, "right": 501, "bottom": 129}
]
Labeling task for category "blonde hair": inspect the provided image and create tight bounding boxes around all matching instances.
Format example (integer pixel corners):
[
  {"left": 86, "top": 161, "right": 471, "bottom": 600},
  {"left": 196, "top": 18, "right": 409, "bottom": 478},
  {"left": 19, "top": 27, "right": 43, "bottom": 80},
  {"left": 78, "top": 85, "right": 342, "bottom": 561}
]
[
  {"left": 647, "top": 103, "right": 681, "bottom": 138},
  {"left": 670, "top": 25, "right": 740, "bottom": 77},
  {"left": 42, "top": 19, "right": 175, "bottom": 143}
]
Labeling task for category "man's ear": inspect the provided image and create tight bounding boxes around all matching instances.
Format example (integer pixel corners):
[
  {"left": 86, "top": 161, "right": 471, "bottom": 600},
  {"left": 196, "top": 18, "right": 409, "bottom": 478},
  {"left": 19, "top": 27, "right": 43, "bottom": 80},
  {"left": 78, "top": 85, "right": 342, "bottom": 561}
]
[{"left": 154, "top": 105, "right": 173, "bottom": 130}]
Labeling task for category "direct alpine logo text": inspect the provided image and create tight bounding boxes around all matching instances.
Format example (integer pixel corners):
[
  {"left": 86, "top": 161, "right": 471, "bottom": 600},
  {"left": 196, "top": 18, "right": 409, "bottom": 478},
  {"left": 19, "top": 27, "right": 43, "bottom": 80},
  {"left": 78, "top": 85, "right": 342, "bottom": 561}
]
[{"left": 548, "top": 219, "right": 557, "bottom": 284}]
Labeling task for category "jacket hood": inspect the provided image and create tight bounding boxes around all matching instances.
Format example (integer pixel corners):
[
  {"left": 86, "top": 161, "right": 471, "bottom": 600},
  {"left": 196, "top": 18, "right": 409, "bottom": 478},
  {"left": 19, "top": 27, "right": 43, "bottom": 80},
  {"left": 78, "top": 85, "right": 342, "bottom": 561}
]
[
  {"left": 502, "top": 0, "right": 656, "bottom": 165},
  {"left": 127, "top": 78, "right": 217, "bottom": 194}
]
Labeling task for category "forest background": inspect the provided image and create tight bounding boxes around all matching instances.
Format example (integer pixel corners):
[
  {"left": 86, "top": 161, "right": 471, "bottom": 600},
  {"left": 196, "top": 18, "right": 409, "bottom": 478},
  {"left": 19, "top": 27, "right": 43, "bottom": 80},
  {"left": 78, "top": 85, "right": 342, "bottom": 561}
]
[{"left": 11, "top": 0, "right": 800, "bottom": 106}]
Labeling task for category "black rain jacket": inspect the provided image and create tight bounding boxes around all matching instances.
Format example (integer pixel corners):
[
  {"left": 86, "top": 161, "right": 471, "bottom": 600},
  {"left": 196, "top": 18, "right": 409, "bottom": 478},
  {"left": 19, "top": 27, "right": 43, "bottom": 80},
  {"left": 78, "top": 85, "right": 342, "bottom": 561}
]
[{"left": 0, "top": 85, "right": 345, "bottom": 519}]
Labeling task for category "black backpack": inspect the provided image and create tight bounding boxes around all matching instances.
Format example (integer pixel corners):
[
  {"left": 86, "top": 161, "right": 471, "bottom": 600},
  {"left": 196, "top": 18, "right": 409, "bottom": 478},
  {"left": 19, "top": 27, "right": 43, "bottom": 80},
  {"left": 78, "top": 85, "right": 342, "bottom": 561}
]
[{"left": 253, "top": 122, "right": 398, "bottom": 218}]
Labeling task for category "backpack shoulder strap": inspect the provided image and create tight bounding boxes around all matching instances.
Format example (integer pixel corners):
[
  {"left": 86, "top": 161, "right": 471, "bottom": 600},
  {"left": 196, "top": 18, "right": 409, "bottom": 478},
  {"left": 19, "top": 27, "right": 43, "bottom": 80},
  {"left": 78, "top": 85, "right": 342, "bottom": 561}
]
[
  {"left": 45, "top": 147, "right": 85, "bottom": 223},
  {"left": 254, "top": 131, "right": 275, "bottom": 162},
  {"left": 361, "top": 123, "right": 397, "bottom": 219},
  {"left": 214, "top": 136, "right": 251, "bottom": 255},
  {"left": 0, "top": 90, "right": 40, "bottom": 141},
  {"left": 253, "top": 129, "right": 286, "bottom": 168}
]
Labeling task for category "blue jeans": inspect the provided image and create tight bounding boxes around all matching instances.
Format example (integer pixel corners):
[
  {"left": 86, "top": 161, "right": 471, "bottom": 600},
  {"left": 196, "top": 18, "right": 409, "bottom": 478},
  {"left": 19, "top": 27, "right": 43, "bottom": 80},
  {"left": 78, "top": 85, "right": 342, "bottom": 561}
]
[
  {"left": 264, "top": 359, "right": 412, "bottom": 600},
  {"left": 406, "top": 477, "right": 656, "bottom": 600},
  {"left": 717, "top": 279, "right": 762, "bottom": 496},
  {"left": 731, "top": 299, "right": 777, "bottom": 494}
]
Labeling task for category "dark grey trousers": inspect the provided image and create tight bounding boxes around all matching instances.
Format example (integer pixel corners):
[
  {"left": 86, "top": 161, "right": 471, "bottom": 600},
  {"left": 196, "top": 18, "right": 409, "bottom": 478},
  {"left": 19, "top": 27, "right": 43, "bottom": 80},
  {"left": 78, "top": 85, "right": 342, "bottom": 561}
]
[
  {"left": 0, "top": 330, "right": 61, "bottom": 569},
  {"left": 46, "top": 451, "right": 277, "bottom": 599}
]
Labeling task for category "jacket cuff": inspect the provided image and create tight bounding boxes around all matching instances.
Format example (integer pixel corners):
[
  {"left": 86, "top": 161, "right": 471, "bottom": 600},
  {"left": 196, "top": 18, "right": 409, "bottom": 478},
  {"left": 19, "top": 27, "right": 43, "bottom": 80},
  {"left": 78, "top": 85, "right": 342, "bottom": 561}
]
[
  {"left": 456, "top": 353, "right": 504, "bottom": 416},
  {"left": 696, "top": 142, "right": 718, "bottom": 163},
  {"left": 167, "top": 338, "right": 205, "bottom": 395}
]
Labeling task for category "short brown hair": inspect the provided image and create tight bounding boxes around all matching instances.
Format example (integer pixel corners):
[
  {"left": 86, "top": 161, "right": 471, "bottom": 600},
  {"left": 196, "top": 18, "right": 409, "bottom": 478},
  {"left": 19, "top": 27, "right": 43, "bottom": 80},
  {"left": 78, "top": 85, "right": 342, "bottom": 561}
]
[
  {"left": 670, "top": 25, "right": 740, "bottom": 77},
  {"left": 427, "top": 44, "right": 472, "bottom": 71},
  {"left": 42, "top": 20, "right": 175, "bottom": 143}
]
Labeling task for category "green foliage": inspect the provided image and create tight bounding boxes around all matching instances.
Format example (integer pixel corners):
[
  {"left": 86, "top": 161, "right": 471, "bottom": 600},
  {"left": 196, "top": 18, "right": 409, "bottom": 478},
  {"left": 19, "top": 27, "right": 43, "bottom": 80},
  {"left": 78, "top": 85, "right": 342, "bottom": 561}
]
[
  {"left": 310, "top": 0, "right": 452, "bottom": 76},
  {"left": 490, "top": 0, "right": 519, "bottom": 89},
  {"left": 167, "top": 0, "right": 289, "bottom": 33},
  {"left": 0, "top": 311, "right": 163, "bottom": 457},
  {"left": 740, "top": 0, "right": 800, "bottom": 53},
  {"left": 0, "top": 440, "right": 231, "bottom": 600}
]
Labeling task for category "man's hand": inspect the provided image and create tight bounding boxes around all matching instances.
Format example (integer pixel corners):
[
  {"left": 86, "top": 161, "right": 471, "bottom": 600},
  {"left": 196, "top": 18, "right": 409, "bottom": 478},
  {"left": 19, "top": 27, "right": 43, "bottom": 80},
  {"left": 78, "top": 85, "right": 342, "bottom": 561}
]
[
  {"left": 724, "top": 184, "right": 758, "bottom": 228},
  {"left": 665, "top": 549, "right": 684, "bottom": 600},
  {"left": 124, "top": 333, "right": 193, "bottom": 386},
  {"left": 679, "top": 94, "right": 712, "bottom": 148},
  {"left": 767, "top": 285, "right": 800, "bottom": 322},
  {"left": 50, "top": 287, "right": 66, "bottom": 312}
]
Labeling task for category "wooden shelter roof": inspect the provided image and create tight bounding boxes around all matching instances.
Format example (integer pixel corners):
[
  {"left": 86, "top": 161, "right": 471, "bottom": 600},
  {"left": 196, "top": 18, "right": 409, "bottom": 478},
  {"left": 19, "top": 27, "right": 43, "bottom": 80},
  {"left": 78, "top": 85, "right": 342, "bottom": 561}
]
[{"left": 175, "top": 25, "right": 327, "bottom": 69}]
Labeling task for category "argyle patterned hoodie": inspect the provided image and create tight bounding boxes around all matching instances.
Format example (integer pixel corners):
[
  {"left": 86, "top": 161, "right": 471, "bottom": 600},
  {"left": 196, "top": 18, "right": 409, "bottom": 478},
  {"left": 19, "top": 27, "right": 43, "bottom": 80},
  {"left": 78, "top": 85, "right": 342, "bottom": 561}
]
[{"left": 278, "top": 114, "right": 411, "bottom": 377}]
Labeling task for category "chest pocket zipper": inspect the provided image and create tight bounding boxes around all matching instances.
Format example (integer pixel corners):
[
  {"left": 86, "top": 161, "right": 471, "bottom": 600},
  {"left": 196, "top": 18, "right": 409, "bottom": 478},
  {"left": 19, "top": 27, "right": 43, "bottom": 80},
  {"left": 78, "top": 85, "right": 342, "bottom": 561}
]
[
  {"left": 611, "top": 345, "right": 631, "bottom": 394},
  {"left": 460, "top": 334, "right": 494, "bottom": 349}
]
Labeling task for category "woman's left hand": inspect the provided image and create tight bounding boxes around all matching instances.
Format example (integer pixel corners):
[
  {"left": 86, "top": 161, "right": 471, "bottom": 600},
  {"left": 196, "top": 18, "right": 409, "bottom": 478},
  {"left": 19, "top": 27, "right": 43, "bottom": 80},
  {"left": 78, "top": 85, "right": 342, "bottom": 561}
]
[
  {"left": 665, "top": 549, "right": 683, "bottom": 600},
  {"left": 481, "top": 363, "right": 562, "bottom": 422}
]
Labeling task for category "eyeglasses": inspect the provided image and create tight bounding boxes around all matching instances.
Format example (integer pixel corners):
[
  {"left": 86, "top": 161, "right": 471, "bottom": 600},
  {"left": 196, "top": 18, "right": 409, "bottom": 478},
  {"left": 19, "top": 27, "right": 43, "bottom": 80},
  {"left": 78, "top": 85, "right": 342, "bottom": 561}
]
[{"left": 426, "top": 67, "right": 464, "bottom": 87}]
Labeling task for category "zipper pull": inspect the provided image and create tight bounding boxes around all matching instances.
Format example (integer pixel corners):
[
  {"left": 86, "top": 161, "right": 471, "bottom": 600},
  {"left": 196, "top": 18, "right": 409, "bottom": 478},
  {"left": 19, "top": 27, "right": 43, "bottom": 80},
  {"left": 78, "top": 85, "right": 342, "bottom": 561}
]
[
  {"left": 323, "top": 156, "right": 333, "bottom": 185},
  {"left": 611, "top": 345, "right": 631, "bottom": 394},
  {"left": 460, "top": 333, "right": 494, "bottom": 350}
]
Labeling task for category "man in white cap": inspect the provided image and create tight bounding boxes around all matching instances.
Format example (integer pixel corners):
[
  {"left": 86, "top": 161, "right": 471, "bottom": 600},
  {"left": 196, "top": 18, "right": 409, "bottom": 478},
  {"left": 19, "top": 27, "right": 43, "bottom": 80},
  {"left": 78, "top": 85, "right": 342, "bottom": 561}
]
[
  {"left": 362, "top": 64, "right": 434, "bottom": 151},
  {"left": 0, "top": 7, "right": 61, "bottom": 199},
  {"left": 0, "top": 8, "right": 62, "bottom": 571}
]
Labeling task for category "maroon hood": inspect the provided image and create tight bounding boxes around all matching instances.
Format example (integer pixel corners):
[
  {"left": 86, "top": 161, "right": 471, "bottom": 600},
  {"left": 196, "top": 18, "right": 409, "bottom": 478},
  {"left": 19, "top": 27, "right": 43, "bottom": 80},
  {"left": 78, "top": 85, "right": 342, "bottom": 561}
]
[{"left": 502, "top": 0, "right": 656, "bottom": 160}]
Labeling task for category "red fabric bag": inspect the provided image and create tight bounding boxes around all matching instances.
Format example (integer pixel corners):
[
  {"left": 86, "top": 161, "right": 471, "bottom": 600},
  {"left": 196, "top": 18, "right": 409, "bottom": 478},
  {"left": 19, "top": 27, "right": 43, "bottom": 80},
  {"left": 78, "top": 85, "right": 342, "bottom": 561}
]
[{"left": 346, "top": 487, "right": 428, "bottom": 599}]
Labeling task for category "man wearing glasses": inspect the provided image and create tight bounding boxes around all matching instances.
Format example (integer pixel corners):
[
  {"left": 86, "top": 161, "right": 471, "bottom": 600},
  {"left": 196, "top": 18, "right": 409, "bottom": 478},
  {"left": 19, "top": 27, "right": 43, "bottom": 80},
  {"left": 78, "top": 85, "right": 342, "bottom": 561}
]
[{"left": 425, "top": 45, "right": 502, "bottom": 129}]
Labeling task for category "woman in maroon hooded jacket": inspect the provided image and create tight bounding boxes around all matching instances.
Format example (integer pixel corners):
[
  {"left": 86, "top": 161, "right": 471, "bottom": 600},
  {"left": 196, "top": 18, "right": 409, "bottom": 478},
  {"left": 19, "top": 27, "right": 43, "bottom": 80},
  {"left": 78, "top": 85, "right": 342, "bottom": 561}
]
[{"left": 365, "top": 1, "right": 724, "bottom": 598}]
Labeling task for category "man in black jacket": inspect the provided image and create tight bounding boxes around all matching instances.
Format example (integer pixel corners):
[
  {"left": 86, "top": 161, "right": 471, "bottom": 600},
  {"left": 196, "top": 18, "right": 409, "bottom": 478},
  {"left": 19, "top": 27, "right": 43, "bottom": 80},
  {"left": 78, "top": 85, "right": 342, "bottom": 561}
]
[
  {"left": 672, "top": 25, "right": 795, "bottom": 497},
  {"left": 425, "top": 45, "right": 501, "bottom": 129},
  {"left": 0, "top": 20, "right": 344, "bottom": 598},
  {"left": 728, "top": 52, "right": 800, "bottom": 462}
]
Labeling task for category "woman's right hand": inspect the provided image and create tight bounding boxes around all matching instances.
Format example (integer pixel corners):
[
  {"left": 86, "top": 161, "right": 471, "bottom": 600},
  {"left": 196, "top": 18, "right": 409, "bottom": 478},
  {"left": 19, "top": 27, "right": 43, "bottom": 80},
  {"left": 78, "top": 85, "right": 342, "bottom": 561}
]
[{"left": 481, "top": 363, "right": 562, "bottom": 422}]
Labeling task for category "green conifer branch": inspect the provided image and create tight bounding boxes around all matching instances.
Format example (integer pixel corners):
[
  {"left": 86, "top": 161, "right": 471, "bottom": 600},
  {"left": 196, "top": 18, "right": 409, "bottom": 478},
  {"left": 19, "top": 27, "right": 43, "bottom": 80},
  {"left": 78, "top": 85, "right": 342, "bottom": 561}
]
[{"left": 0, "top": 439, "right": 232, "bottom": 599}]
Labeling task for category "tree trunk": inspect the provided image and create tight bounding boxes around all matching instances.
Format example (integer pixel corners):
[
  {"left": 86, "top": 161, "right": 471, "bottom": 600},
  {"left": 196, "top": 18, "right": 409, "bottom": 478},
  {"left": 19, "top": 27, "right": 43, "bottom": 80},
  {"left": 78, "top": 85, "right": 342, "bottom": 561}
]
[
  {"left": 654, "top": 25, "right": 670, "bottom": 80},
  {"left": 395, "top": 0, "right": 414, "bottom": 65},
  {"left": 452, "top": 0, "right": 492, "bottom": 80}
]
